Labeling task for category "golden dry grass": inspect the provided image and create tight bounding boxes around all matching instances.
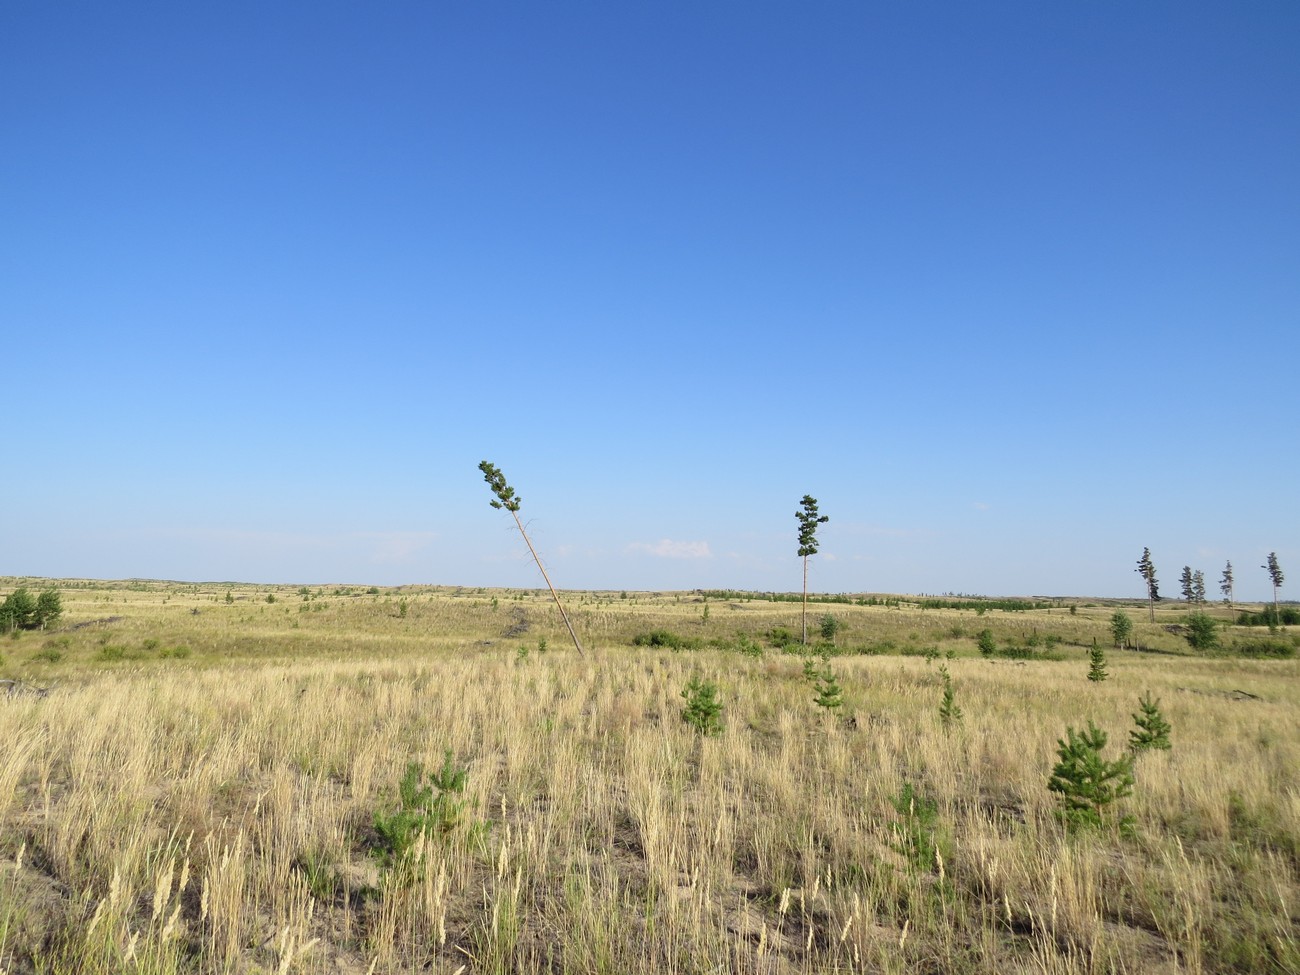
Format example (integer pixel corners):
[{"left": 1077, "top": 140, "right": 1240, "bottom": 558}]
[{"left": 0, "top": 579, "right": 1296, "bottom": 974}]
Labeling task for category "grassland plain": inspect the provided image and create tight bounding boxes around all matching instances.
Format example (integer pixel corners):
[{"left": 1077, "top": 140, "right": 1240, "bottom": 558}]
[{"left": 0, "top": 578, "right": 1296, "bottom": 974}]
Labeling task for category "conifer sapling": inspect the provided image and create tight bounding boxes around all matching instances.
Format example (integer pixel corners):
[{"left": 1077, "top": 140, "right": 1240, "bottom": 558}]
[
  {"left": 1087, "top": 639, "right": 1108, "bottom": 682},
  {"left": 1129, "top": 692, "right": 1172, "bottom": 752},
  {"left": 1047, "top": 721, "right": 1135, "bottom": 832}
]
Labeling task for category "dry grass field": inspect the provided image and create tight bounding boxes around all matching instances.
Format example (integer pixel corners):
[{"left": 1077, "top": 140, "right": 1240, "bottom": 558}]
[{"left": 0, "top": 578, "right": 1296, "bottom": 974}]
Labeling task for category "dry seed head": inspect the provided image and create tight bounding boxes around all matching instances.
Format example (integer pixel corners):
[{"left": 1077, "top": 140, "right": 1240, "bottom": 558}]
[{"left": 161, "top": 902, "right": 181, "bottom": 942}]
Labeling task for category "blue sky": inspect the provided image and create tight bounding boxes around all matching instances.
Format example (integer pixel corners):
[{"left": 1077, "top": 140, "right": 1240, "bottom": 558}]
[{"left": 2, "top": 2, "right": 1296, "bottom": 599}]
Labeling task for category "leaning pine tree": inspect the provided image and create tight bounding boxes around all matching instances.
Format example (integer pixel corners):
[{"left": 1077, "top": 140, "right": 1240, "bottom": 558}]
[
  {"left": 1220, "top": 561, "right": 1235, "bottom": 614},
  {"left": 1262, "top": 552, "right": 1285, "bottom": 625},
  {"left": 478, "top": 461, "right": 584, "bottom": 656},
  {"left": 795, "top": 495, "right": 830, "bottom": 646},
  {"left": 1136, "top": 547, "right": 1160, "bottom": 623}
]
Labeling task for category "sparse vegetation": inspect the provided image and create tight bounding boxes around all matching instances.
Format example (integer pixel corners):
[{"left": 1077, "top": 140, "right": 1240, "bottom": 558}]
[{"left": 0, "top": 577, "right": 1295, "bottom": 975}]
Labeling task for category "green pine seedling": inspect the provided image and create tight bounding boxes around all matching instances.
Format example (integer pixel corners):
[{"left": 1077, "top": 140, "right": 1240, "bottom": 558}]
[
  {"left": 1087, "top": 639, "right": 1108, "bottom": 682},
  {"left": 1129, "top": 692, "right": 1172, "bottom": 752},
  {"left": 977, "top": 629, "right": 996, "bottom": 658},
  {"left": 681, "top": 676, "right": 724, "bottom": 737},
  {"left": 938, "top": 665, "right": 963, "bottom": 729},
  {"left": 1047, "top": 722, "right": 1135, "bottom": 833},
  {"left": 813, "top": 664, "right": 844, "bottom": 713}
]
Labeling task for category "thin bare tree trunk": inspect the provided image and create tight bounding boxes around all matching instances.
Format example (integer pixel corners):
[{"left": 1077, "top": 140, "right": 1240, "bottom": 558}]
[
  {"left": 510, "top": 509, "right": 584, "bottom": 656},
  {"left": 802, "top": 555, "right": 809, "bottom": 645}
]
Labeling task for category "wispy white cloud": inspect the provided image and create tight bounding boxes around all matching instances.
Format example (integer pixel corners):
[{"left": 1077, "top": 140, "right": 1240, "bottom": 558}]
[
  {"left": 629, "top": 539, "right": 713, "bottom": 559},
  {"left": 360, "top": 531, "right": 438, "bottom": 565},
  {"left": 972, "top": 501, "right": 991, "bottom": 511}
]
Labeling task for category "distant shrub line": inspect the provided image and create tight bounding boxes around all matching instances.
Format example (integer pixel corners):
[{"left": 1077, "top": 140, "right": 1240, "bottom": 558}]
[{"left": 698, "top": 590, "right": 1056, "bottom": 612}]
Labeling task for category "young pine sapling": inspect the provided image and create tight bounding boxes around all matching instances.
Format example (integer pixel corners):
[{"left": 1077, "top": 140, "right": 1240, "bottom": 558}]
[{"left": 1129, "top": 692, "right": 1172, "bottom": 752}]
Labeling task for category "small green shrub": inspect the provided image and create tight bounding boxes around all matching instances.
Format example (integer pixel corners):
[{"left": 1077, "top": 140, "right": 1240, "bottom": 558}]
[
  {"left": 373, "top": 752, "right": 474, "bottom": 867},
  {"left": 98, "top": 645, "right": 129, "bottom": 661},
  {"left": 1109, "top": 611, "right": 1133, "bottom": 649},
  {"left": 1185, "top": 612, "right": 1219, "bottom": 651},
  {"left": 767, "top": 626, "right": 796, "bottom": 647},
  {"left": 159, "top": 645, "right": 191, "bottom": 659},
  {"left": 1231, "top": 637, "right": 1295, "bottom": 659},
  {"left": 633, "top": 630, "right": 699, "bottom": 650},
  {"left": 818, "top": 614, "right": 841, "bottom": 641},
  {"left": 812, "top": 667, "right": 843, "bottom": 714},
  {"left": 977, "top": 629, "right": 996, "bottom": 657},
  {"left": 938, "top": 665, "right": 962, "bottom": 728},
  {"left": 30, "top": 647, "right": 62, "bottom": 663},
  {"left": 890, "top": 783, "right": 949, "bottom": 873},
  {"left": 680, "top": 676, "right": 724, "bottom": 737}
]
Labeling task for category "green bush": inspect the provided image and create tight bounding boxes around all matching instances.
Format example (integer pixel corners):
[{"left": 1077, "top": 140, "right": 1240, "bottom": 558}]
[
  {"left": 1231, "top": 637, "right": 1295, "bottom": 659},
  {"left": 818, "top": 614, "right": 841, "bottom": 641},
  {"left": 680, "top": 676, "right": 724, "bottom": 736},
  {"left": 766, "top": 626, "right": 796, "bottom": 647},
  {"left": 1109, "top": 610, "right": 1133, "bottom": 649},
  {"left": 373, "top": 752, "right": 474, "bottom": 867},
  {"left": 890, "top": 783, "right": 950, "bottom": 874},
  {"left": 0, "top": 587, "right": 62, "bottom": 632},
  {"left": 1185, "top": 612, "right": 1219, "bottom": 651},
  {"left": 632, "top": 630, "right": 700, "bottom": 650},
  {"left": 1237, "top": 606, "right": 1300, "bottom": 627},
  {"left": 977, "top": 629, "right": 996, "bottom": 657}
]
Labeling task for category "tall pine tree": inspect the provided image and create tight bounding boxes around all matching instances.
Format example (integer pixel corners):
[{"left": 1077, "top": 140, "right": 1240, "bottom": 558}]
[
  {"left": 795, "top": 495, "right": 829, "bottom": 646},
  {"left": 1220, "top": 561, "right": 1235, "bottom": 613},
  {"left": 1136, "top": 548, "right": 1160, "bottom": 623}
]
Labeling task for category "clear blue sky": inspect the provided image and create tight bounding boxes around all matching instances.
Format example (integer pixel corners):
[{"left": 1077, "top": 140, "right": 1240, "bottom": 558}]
[{"left": 3, "top": 2, "right": 1296, "bottom": 599}]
